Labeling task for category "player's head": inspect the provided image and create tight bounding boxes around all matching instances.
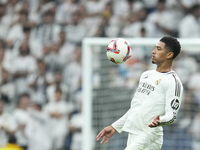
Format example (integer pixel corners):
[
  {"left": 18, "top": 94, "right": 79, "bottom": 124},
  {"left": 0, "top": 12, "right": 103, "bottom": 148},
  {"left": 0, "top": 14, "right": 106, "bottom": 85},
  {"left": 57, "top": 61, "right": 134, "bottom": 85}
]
[
  {"left": 152, "top": 36, "right": 181, "bottom": 65},
  {"left": 159, "top": 36, "right": 181, "bottom": 59}
]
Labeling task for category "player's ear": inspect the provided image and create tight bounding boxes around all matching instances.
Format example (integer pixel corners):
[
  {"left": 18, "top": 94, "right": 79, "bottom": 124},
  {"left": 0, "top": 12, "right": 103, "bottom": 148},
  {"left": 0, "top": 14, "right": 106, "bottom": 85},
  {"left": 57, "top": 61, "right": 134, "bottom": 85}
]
[{"left": 167, "top": 52, "right": 174, "bottom": 59}]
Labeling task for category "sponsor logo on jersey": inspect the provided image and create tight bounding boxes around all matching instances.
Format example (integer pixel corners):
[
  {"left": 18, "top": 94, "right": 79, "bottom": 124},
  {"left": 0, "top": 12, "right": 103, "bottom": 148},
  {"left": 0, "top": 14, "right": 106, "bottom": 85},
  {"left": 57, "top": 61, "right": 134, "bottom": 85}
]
[
  {"left": 155, "top": 79, "right": 162, "bottom": 85},
  {"left": 143, "top": 75, "right": 148, "bottom": 79},
  {"left": 171, "top": 99, "right": 179, "bottom": 110},
  {"left": 137, "top": 82, "right": 155, "bottom": 95}
]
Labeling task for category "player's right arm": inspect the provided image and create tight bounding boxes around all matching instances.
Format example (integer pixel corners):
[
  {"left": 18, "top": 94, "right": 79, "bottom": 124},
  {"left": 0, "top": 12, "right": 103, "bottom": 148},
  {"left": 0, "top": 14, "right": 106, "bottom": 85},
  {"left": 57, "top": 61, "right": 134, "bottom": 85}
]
[
  {"left": 96, "top": 107, "right": 133, "bottom": 144},
  {"left": 111, "top": 108, "right": 133, "bottom": 133},
  {"left": 111, "top": 72, "right": 147, "bottom": 131},
  {"left": 96, "top": 125, "right": 116, "bottom": 144}
]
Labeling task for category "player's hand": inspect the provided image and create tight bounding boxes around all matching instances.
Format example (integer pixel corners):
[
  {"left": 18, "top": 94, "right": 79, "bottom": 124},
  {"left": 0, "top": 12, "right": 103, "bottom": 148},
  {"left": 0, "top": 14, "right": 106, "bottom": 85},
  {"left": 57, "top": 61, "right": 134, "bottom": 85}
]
[
  {"left": 96, "top": 125, "right": 116, "bottom": 144},
  {"left": 148, "top": 115, "right": 161, "bottom": 128}
]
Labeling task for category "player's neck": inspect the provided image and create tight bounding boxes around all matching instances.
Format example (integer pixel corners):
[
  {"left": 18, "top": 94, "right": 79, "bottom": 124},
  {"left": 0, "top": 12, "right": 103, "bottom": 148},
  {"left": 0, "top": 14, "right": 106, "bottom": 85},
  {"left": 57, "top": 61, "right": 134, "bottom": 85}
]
[{"left": 156, "top": 62, "right": 172, "bottom": 73}]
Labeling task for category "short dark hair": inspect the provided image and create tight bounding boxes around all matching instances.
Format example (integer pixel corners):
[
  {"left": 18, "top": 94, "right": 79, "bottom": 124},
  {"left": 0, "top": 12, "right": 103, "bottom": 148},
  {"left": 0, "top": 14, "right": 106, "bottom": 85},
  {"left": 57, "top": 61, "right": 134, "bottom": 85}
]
[
  {"left": 8, "top": 135, "right": 17, "bottom": 144},
  {"left": 23, "top": 26, "right": 31, "bottom": 33},
  {"left": 160, "top": 36, "right": 181, "bottom": 59},
  {"left": 17, "top": 92, "right": 30, "bottom": 105},
  {"left": 190, "top": 4, "right": 200, "bottom": 14},
  {"left": 158, "top": 0, "right": 166, "bottom": 3},
  {"left": 19, "top": 93, "right": 30, "bottom": 99},
  {"left": 55, "top": 88, "right": 62, "bottom": 94}
]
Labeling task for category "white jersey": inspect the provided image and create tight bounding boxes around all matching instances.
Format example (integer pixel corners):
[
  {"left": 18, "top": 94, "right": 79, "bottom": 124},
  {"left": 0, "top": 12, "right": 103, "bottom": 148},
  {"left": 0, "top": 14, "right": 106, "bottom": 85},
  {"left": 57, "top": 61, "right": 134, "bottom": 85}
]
[{"left": 112, "top": 70, "right": 183, "bottom": 136}]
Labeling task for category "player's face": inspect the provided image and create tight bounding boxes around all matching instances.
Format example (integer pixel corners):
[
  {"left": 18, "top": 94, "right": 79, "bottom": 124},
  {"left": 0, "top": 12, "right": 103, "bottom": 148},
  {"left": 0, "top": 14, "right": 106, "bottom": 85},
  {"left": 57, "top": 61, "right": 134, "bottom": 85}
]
[{"left": 151, "top": 41, "right": 168, "bottom": 65}]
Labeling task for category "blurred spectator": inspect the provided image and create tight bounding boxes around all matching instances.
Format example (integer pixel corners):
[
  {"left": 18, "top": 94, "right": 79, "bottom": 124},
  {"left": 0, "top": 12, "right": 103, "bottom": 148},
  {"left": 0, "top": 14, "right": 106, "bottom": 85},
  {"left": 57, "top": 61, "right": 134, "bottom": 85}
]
[
  {"left": 142, "top": 0, "right": 157, "bottom": 13},
  {"left": 33, "top": 10, "right": 61, "bottom": 44},
  {"left": 12, "top": 41, "right": 37, "bottom": 96},
  {"left": 85, "top": 0, "right": 106, "bottom": 20},
  {"left": 22, "top": 26, "right": 43, "bottom": 59},
  {"left": 7, "top": 10, "right": 31, "bottom": 46},
  {"left": 165, "top": 0, "right": 185, "bottom": 33},
  {"left": 102, "top": 1, "right": 122, "bottom": 37},
  {"left": 123, "top": 8, "right": 156, "bottom": 37},
  {"left": 46, "top": 71, "right": 68, "bottom": 102},
  {"left": 178, "top": 0, "right": 200, "bottom": 13},
  {"left": 3, "top": 40, "right": 18, "bottom": 71},
  {"left": 0, "top": 4, "right": 9, "bottom": 40},
  {"left": 16, "top": 1, "right": 36, "bottom": 27},
  {"left": 112, "top": 0, "right": 144, "bottom": 22},
  {"left": 27, "top": 59, "right": 53, "bottom": 105},
  {"left": 121, "top": 13, "right": 138, "bottom": 37},
  {"left": 93, "top": 16, "right": 110, "bottom": 37},
  {"left": 6, "top": 0, "right": 20, "bottom": 15},
  {"left": 44, "top": 88, "right": 74, "bottom": 150},
  {"left": 147, "top": 0, "right": 175, "bottom": 37},
  {"left": 0, "top": 69, "right": 16, "bottom": 106},
  {"left": 44, "top": 43, "right": 67, "bottom": 71},
  {"left": 3, "top": 0, "right": 19, "bottom": 27},
  {"left": 12, "top": 93, "right": 31, "bottom": 150},
  {"left": 39, "top": 0, "right": 57, "bottom": 16},
  {"left": 28, "top": 0, "right": 41, "bottom": 25},
  {"left": 58, "top": 31, "right": 76, "bottom": 65},
  {"left": 102, "top": 1, "right": 112, "bottom": 19},
  {"left": 65, "top": 12, "right": 86, "bottom": 44},
  {"left": 0, "top": 100, "right": 15, "bottom": 148},
  {"left": 25, "top": 102, "right": 52, "bottom": 150},
  {"left": 0, "top": 135, "right": 24, "bottom": 150},
  {"left": 84, "top": 0, "right": 109, "bottom": 35},
  {"left": 0, "top": 47, "right": 12, "bottom": 73},
  {"left": 78, "top": 4, "right": 97, "bottom": 37},
  {"left": 63, "top": 46, "right": 82, "bottom": 101},
  {"left": 178, "top": 4, "right": 200, "bottom": 38},
  {"left": 55, "top": 0, "right": 79, "bottom": 25}
]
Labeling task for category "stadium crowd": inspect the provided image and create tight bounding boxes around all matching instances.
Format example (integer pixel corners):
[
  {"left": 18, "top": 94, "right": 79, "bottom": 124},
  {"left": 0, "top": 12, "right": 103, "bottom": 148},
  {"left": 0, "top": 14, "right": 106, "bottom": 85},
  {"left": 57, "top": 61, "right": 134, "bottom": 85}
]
[{"left": 0, "top": 0, "right": 200, "bottom": 150}]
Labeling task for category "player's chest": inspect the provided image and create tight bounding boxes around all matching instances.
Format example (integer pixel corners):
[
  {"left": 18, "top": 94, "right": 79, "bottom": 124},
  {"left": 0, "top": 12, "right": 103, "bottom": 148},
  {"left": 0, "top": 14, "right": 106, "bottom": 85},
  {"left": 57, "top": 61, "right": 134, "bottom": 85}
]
[{"left": 136, "top": 75, "right": 164, "bottom": 96}]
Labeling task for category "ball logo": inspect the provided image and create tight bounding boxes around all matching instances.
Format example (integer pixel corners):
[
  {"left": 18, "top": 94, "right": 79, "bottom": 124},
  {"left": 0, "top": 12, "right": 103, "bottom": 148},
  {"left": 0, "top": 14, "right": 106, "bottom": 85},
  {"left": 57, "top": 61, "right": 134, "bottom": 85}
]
[{"left": 171, "top": 99, "right": 179, "bottom": 110}]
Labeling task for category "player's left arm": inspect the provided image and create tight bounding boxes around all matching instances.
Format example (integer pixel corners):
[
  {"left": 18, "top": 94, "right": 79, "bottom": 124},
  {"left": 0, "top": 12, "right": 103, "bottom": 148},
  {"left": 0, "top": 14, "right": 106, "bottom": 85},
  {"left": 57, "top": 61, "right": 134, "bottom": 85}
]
[{"left": 149, "top": 74, "right": 183, "bottom": 127}]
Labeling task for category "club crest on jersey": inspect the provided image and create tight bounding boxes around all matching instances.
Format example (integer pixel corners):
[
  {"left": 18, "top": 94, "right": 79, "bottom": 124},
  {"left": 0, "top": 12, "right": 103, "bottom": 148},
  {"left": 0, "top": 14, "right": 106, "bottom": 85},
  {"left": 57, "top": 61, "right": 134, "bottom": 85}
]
[{"left": 155, "top": 79, "right": 162, "bottom": 85}]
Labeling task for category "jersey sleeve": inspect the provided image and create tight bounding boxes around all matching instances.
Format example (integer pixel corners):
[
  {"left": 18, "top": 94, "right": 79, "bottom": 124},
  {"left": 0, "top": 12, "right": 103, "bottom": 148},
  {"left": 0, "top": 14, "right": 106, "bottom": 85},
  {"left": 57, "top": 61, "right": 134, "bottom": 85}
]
[
  {"left": 111, "top": 72, "right": 147, "bottom": 133},
  {"left": 159, "top": 74, "right": 183, "bottom": 126},
  {"left": 111, "top": 108, "right": 132, "bottom": 133}
]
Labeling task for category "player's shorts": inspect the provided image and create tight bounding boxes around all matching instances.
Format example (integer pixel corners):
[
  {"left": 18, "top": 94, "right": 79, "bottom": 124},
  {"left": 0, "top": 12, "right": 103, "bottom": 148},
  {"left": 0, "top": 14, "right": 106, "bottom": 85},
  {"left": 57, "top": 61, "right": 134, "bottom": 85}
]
[{"left": 124, "top": 132, "right": 163, "bottom": 150}]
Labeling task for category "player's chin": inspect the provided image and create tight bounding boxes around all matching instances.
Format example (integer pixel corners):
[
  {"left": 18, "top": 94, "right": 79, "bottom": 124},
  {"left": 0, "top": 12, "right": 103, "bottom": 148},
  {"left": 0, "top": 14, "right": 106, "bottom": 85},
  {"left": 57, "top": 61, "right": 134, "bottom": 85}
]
[{"left": 152, "top": 60, "right": 155, "bottom": 64}]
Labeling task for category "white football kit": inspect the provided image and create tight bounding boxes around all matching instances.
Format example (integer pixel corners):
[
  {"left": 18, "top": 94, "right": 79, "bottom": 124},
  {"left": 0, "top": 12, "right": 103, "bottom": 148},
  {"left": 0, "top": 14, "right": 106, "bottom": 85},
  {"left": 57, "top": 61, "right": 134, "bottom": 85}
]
[{"left": 112, "top": 70, "right": 183, "bottom": 150}]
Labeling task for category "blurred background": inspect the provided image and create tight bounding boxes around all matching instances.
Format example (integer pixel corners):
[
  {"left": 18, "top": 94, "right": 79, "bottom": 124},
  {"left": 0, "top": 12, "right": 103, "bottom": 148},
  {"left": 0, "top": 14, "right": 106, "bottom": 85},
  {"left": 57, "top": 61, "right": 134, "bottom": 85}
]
[{"left": 0, "top": 0, "right": 200, "bottom": 150}]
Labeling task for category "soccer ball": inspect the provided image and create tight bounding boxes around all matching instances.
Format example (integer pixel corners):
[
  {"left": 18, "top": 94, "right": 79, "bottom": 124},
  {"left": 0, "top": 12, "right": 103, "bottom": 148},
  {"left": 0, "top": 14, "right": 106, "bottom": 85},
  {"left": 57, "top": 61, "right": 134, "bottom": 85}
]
[{"left": 106, "top": 38, "right": 132, "bottom": 64}]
